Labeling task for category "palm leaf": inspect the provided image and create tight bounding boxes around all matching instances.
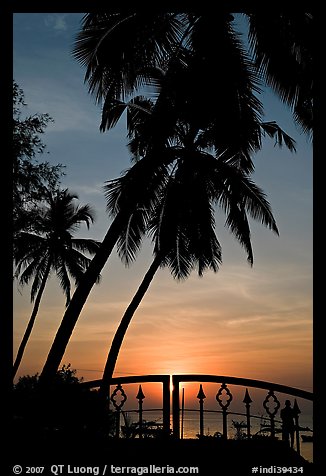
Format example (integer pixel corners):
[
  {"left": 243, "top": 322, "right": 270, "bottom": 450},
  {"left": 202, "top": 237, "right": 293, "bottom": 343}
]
[
  {"left": 215, "top": 160, "right": 278, "bottom": 236},
  {"left": 55, "top": 259, "right": 71, "bottom": 306},
  {"left": 247, "top": 13, "right": 313, "bottom": 135},
  {"left": 29, "top": 256, "right": 50, "bottom": 302},
  {"left": 100, "top": 98, "right": 128, "bottom": 131},
  {"left": 73, "top": 13, "right": 186, "bottom": 104},
  {"left": 260, "top": 121, "right": 296, "bottom": 152},
  {"left": 71, "top": 238, "right": 100, "bottom": 254},
  {"left": 225, "top": 202, "right": 254, "bottom": 265},
  {"left": 116, "top": 207, "right": 151, "bottom": 266}
]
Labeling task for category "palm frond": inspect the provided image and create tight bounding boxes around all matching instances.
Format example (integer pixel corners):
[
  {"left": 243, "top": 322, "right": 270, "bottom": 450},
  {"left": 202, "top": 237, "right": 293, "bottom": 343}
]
[
  {"left": 73, "top": 13, "right": 186, "bottom": 105},
  {"left": 29, "top": 257, "right": 50, "bottom": 302},
  {"left": 17, "top": 256, "right": 44, "bottom": 290},
  {"left": 126, "top": 96, "right": 154, "bottom": 139},
  {"left": 260, "top": 121, "right": 296, "bottom": 152},
  {"left": 66, "top": 203, "right": 96, "bottom": 231},
  {"left": 149, "top": 155, "right": 223, "bottom": 280},
  {"left": 55, "top": 260, "right": 71, "bottom": 307},
  {"left": 225, "top": 202, "right": 254, "bottom": 265},
  {"left": 104, "top": 156, "right": 174, "bottom": 266},
  {"left": 14, "top": 232, "right": 47, "bottom": 261},
  {"left": 116, "top": 207, "right": 150, "bottom": 266},
  {"left": 293, "top": 92, "right": 313, "bottom": 140},
  {"left": 247, "top": 13, "right": 313, "bottom": 135},
  {"left": 100, "top": 98, "right": 128, "bottom": 132},
  {"left": 215, "top": 159, "right": 278, "bottom": 236},
  {"left": 104, "top": 153, "right": 173, "bottom": 218},
  {"left": 239, "top": 179, "right": 278, "bottom": 234},
  {"left": 182, "top": 14, "right": 263, "bottom": 171},
  {"left": 63, "top": 249, "right": 101, "bottom": 285},
  {"left": 71, "top": 238, "right": 100, "bottom": 254},
  {"left": 167, "top": 229, "right": 194, "bottom": 280}
]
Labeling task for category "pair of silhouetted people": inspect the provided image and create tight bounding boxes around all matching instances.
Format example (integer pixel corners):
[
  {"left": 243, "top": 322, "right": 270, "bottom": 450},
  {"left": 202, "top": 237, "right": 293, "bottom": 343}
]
[{"left": 280, "top": 399, "right": 295, "bottom": 448}]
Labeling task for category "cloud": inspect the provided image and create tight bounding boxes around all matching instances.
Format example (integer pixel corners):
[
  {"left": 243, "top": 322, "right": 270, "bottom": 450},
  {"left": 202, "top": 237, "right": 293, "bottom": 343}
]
[
  {"left": 44, "top": 14, "right": 68, "bottom": 31},
  {"left": 65, "top": 182, "right": 105, "bottom": 197}
]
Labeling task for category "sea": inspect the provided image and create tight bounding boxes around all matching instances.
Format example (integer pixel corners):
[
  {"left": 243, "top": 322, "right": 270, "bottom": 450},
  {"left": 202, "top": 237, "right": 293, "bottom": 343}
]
[{"left": 123, "top": 410, "right": 313, "bottom": 464}]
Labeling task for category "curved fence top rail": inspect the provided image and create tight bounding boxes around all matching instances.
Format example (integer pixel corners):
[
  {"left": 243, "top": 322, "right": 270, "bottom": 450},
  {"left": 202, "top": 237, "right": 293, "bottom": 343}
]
[
  {"left": 80, "top": 374, "right": 313, "bottom": 401},
  {"left": 80, "top": 374, "right": 170, "bottom": 390},
  {"left": 172, "top": 374, "right": 313, "bottom": 401}
]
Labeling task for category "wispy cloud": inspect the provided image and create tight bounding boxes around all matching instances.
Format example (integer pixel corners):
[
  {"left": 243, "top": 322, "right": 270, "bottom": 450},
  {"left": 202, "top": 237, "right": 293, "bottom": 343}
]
[
  {"left": 66, "top": 182, "right": 104, "bottom": 197},
  {"left": 44, "top": 14, "right": 68, "bottom": 32}
]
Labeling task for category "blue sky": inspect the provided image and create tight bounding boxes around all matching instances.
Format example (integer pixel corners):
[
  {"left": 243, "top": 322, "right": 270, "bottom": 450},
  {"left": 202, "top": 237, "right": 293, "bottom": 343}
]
[{"left": 13, "top": 13, "right": 313, "bottom": 394}]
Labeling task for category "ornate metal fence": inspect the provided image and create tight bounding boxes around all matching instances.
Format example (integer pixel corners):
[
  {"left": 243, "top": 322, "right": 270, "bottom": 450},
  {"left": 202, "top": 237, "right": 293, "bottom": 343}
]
[
  {"left": 81, "top": 374, "right": 170, "bottom": 438},
  {"left": 172, "top": 375, "right": 313, "bottom": 456},
  {"left": 80, "top": 374, "right": 313, "bottom": 456}
]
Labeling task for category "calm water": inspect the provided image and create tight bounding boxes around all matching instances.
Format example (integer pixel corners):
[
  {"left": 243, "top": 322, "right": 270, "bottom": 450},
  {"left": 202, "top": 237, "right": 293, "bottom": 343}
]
[{"left": 124, "top": 410, "right": 313, "bottom": 463}]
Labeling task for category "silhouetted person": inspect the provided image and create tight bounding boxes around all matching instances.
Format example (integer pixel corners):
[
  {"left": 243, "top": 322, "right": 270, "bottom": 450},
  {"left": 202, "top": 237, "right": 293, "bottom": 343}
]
[{"left": 280, "top": 399, "right": 295, "bottom": 448}]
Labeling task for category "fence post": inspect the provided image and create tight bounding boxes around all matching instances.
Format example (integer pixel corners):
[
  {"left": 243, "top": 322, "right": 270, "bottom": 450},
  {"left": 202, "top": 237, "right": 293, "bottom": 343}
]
[
  {"left": 172, "top": 376, "right": 180, "bottom": 438},
  {"left": 243, "top": 388, "right": 252, "bottom": 438},
  {"left": 181, "top": 388, "right": 185, "bottom": 439},
  {"left": 162, "top": 376, "right": 170, "bottom": 438},
  {"left": 136, "top": 385, "right": 145, "bottom": 439},
  {"left": 197, "top": 384, "right": 206, "bottom": 438}
]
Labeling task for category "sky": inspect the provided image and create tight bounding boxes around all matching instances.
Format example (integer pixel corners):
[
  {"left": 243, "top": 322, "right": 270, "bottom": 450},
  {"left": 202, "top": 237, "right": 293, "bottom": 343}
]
[{"left": 13, "top": 12, "right": 313, "bottom": 408}]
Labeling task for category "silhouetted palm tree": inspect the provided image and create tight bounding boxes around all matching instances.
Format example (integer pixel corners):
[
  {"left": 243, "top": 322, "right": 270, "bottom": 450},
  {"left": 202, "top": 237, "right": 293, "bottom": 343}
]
[
  {"left": 99, "top": 132, "right": 279, "bottom": 396},
  {"left": 40, "top": 116, "right": 294, "bottom": 388},
  {"left": 40, "top": 12, "right": 303, "bottom": 385},
  {"left": 74, "top": 12, "right": 312, "bottom": 139},
  {"left": 13, "top": 189, "right": 100, "bottom": 378}
]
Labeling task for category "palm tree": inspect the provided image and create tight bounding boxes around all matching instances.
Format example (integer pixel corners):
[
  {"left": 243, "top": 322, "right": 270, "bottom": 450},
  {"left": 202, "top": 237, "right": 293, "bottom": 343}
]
[
  {"left": 99, "top": 132, "right": 279, "bottom": 397},
  {"left": 13, "top": 189, "right": 100, "bottom": 378},
  {"left": 40, "top": 120, "right": 294, "bottom": 388},
  {"left": 40, "top": 12, "right": 303, "bottom": 385},
  {"left": 74, "top": 12, "right": 312, "bottom": 139}
]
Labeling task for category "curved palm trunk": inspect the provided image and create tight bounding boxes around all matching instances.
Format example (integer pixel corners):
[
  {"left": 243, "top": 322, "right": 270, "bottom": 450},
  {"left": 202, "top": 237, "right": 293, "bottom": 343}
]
[
  {"left": 13, "top": 262, "right": 51, "bottom": 378},
  {"left": 99, "top": 254, "right": 162, "bottom": 399},
  {"left": 40, "top": 213, "right": 127, "bottom": 386}
]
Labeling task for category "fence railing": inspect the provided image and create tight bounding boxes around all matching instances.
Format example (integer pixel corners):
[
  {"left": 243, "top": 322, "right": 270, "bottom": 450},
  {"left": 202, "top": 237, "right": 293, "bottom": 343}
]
[
  {"left": 80, "top": 374, "right": 170, "bottom": 438},
  {"left": 80, "top": 374, "right": 313, "bottom": 456},
  {"left": 172, "top": 374, "right": 313, "bottom": 456}
]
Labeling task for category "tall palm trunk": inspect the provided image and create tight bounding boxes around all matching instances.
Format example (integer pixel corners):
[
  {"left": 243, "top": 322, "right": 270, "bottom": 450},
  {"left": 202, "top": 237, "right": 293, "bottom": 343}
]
[
  {"left": 40, "top": 213, "right": 127, "bottom": 386},
  {"left": 13, "top": 261, "right": 52, "bottom": 378},
  {"left": 99, "top": 254, "right": 162, "bottom": 398}
]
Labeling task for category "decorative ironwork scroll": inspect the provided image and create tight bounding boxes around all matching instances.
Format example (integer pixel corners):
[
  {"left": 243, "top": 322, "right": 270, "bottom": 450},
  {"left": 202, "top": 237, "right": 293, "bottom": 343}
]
[
  {"left": 263, "top": 390, "right": 280, "bottom": 438},
  {"left": 110, "top": 383, "right": 127, "bottom": 438},
  {"left": 216, "top": 383, "right": 233, "bottom": 438}
]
